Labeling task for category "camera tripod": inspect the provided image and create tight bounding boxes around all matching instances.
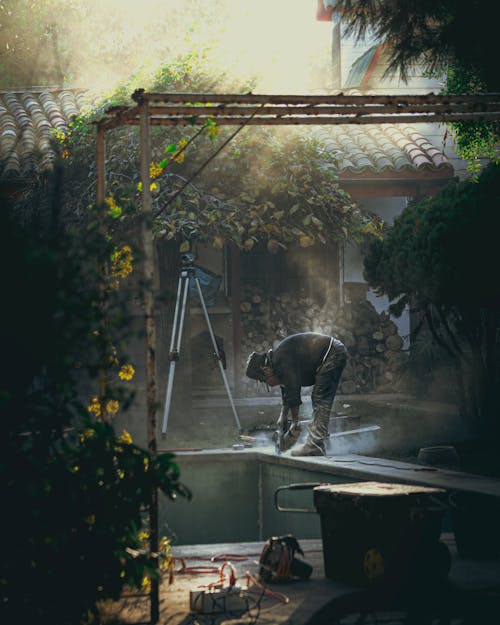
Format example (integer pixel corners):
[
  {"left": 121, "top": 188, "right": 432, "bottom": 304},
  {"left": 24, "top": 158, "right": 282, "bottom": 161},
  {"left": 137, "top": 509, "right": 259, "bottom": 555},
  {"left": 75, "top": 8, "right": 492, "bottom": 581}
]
[{"left": 161, "top": 253, "right": 241, "bottom": 435}]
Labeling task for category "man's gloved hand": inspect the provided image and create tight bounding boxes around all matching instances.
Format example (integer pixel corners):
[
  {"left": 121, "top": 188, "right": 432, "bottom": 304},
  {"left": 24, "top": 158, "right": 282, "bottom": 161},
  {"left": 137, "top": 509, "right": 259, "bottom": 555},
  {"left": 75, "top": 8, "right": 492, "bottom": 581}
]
[
  {"left": 272, "top": 417, "right": 290, "bottom": 444},
  {"left": 279, "top": 424, "right": 302, "bottom": 452}
]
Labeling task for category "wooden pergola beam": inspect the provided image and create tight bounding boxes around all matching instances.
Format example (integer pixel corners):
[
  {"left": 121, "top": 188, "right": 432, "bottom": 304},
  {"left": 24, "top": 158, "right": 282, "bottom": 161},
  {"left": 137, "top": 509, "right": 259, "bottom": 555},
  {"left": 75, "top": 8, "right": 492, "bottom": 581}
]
[
  {"left": 97, "top": 91, "right": 500, "bottom": 131},
  {"left": 130, "top": 91, "right": 500, "bottom": 105},
  {"left": 101, "top": 111, "right": 500, "bottom": 129}
]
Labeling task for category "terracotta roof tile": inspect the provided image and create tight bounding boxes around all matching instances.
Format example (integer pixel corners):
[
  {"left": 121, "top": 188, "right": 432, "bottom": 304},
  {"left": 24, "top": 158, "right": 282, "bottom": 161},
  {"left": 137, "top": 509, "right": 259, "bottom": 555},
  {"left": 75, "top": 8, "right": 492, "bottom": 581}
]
[
  {"left": 0, "top": 88, "right": 87, "bottom": 179},
  {"left": 316, "top": 124, "right": 453, "bottom": 177},
  {"left": 1, "top": 90, "right": 454, "bottom": 183}
]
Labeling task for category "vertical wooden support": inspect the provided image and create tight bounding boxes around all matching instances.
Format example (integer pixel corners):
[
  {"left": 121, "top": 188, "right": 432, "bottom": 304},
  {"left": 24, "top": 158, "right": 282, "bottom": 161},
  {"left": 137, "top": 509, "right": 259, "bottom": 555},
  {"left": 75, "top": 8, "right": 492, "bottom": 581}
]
[
  {"left": 96, "top": 124, "right": 109, "bottom": 408},
  {"left": 96, "top": 125, "right": 106, "bottom": 206},
  {"left": 338, "top": 242, "right": 345, "bottom": 306},
  {"left": 230, "top": 244, "right": 242, "bottom": 395},
  {"left": 139, "top": 101, "right": 160, "bottom": 624}
]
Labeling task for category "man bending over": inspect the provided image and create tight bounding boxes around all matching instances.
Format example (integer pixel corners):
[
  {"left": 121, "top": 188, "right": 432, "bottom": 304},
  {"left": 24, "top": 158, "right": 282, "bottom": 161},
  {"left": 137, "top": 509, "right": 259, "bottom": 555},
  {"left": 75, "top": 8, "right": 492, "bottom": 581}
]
[{"left": 245, "top": 332, "right": 347, "bottom": 456}]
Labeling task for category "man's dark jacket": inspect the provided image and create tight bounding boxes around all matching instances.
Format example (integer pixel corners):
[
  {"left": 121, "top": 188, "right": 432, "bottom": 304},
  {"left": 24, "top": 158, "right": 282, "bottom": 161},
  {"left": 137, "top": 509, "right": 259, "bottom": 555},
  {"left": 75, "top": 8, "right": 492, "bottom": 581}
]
[{"left": 270, "top": 332, "right": 336, "bottom": 408}]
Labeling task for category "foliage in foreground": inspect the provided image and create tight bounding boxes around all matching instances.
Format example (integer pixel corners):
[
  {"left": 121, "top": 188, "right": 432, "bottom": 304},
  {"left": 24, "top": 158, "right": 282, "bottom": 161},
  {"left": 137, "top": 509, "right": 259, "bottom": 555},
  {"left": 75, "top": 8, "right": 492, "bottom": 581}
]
[
  {"left": 363, "top": 162, "right": 500, "bottom": 435},
  {"left": 0, "top": 176, "right": 190, "bottom": 625}
]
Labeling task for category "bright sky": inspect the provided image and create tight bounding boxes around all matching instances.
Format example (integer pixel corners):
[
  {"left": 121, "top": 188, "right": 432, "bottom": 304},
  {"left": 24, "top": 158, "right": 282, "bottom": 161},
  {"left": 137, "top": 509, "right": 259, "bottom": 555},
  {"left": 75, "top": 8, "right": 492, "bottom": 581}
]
[
  {"left": 67, "top": 0, "right": 334, "bottom": 94},
  {"left": 209, "top": 1, "right": 333, "bottom": 92}
]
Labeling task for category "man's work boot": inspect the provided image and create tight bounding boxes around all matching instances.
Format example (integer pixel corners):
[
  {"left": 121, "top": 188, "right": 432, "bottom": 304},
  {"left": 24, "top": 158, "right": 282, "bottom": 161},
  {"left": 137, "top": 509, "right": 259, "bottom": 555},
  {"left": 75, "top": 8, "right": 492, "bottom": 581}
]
[
  {"left": 279, "top": 424, "right": 302, "bottom": 452},
  {"left": 291, "top": 439, "right": 325, "bottom": 457}
]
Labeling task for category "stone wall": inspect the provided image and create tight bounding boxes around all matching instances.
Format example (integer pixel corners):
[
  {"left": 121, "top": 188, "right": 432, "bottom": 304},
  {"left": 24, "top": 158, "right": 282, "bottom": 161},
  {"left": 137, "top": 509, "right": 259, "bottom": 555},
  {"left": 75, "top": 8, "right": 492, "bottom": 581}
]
[{"left": 240, "top": 284, "right": 409, "bottom": 396}]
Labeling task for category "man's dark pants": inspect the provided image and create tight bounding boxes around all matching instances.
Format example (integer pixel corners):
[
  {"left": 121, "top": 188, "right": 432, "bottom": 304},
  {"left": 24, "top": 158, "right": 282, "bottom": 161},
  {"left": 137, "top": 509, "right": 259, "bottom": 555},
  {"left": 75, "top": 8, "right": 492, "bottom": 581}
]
[{"left": 308, "top": 340, "right": 347, "bottom": 445}]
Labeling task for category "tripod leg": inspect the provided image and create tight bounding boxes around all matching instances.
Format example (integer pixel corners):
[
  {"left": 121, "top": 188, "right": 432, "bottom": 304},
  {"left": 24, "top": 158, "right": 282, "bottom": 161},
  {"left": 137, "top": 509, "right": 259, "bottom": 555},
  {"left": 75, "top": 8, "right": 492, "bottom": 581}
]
[
  {"left": 162, "top": 274, "right": 189, "bottom": 435},
  {"left": 193, "top": 276, "right": 242, "bottom": 432}
]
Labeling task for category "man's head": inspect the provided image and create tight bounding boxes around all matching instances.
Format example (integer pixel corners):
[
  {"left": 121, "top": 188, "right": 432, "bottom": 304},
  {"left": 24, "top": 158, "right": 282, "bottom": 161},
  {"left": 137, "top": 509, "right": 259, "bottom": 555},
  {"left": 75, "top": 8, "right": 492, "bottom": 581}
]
[
  {"left": 246, "top": 350, "right": 280, "bottom": 385},
  {"left": 245, "top": 351, "right": 268, "bottom": 382}
]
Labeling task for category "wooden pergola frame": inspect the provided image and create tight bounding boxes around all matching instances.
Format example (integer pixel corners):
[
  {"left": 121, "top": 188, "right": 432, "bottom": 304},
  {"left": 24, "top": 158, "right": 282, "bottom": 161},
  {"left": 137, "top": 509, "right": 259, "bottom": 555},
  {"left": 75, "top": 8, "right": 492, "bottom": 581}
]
[{"left": 94, "top": 91, "right": 500, "bottom": 623}]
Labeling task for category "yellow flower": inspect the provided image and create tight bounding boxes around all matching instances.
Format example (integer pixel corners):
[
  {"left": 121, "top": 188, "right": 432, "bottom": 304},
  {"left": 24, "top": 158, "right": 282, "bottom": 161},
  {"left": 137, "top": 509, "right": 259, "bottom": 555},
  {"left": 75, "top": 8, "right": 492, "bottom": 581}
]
[
  {"left": 141, "top": 576, "right": 152, "bottom": 592},
  {"left": 171, "top": 138, "right": 188, "bottom": 164},
  {"left": 106, "top": 400, "right": 120, "bottom": 417},
  {"left": 87, "top": 397, "right": 101, "bottom": 417},
  {"left": 150, "top": 162, "right": 164, "bottom": 180},
  {"left": 105, "top": 196, "right": 122, "bottom": 218},
  {"left": 111, "top": 245, "right": 134, "bottom": 283},
  {"left": 206, "top": 125, "right": 220, "bottom": 140},
  {"left": 118, "top": 429, "right": 133, "bottom": 445},
  {"left": 159, "top": 536, "right": 171, "bottom": 552},
  {"left": 118, "top": 363, "right": 135, "bottom": 381}
]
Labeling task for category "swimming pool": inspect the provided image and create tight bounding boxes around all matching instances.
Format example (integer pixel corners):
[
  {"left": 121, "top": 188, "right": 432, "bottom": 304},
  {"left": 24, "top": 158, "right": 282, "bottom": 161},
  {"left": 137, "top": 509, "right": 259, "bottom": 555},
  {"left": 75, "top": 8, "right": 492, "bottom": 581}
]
[{"left": 159, "top": 448, "right": 357, "bottom": 545}]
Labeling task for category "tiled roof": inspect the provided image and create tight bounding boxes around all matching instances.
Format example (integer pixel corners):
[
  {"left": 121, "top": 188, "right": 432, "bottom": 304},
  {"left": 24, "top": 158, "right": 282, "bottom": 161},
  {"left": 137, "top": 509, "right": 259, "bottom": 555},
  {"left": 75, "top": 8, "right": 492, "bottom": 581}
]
[
  {"left": 1, "top": 88, "right": 453, "bottom": 182},
  {"left": 0, "top": 88, "right": 87, "bottom": 178},
  {"left": 316, "top": 124, "right": 453, "bottom": 178}
]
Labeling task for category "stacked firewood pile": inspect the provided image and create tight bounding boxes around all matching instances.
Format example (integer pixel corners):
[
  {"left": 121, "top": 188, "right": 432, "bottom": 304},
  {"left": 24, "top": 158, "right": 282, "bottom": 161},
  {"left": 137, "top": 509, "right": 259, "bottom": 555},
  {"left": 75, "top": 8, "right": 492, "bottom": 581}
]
[{"left": 241, "top": 284, "right": 409, "bottom": 396}]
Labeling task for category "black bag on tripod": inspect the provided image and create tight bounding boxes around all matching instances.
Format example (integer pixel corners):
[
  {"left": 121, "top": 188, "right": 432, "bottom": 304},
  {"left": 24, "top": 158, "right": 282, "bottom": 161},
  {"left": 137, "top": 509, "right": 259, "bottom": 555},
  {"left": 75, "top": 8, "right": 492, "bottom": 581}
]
[{"left": 189, "top": 265, "right": 222, "bottom": 307}]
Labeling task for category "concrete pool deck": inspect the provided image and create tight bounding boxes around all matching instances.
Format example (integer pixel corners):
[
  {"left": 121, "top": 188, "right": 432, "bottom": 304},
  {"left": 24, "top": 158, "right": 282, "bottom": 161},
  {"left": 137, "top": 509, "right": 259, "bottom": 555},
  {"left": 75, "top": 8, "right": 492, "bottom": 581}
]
[
  {"left": 114, "top": 533, "right": 500, "bottom": 624},
  {"left": 156, "top": 446, "right": 500, "bottom": 547},
  {"left": 165, "top": 446, "right": 500, "bottom": 499}
]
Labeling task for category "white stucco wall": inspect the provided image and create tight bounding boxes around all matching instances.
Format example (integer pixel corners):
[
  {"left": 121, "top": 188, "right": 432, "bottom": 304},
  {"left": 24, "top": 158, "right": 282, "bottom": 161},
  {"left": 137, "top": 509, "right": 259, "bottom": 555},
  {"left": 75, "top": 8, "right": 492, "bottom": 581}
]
[{"left": 343, "top": 197, "right": 411, "bottom": 348}]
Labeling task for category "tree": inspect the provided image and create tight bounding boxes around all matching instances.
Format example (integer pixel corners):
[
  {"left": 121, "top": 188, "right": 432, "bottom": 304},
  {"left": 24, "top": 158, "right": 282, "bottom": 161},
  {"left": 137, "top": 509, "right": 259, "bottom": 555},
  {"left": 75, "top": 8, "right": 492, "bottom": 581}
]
[
  {"left": 0, "top": 168, "right": 190, "bottom": 624},
  {"left": 0, "top": 0, "right": 242, "bottom": 89},
  {"left": 334, "top": 0, "right": 498, "bottom": 89},
  {"left": 363, "top": 162, "right": 500, "bottom": 438},
  {"left": 333, "top": 0, "right": 500, "bottom": 167}
]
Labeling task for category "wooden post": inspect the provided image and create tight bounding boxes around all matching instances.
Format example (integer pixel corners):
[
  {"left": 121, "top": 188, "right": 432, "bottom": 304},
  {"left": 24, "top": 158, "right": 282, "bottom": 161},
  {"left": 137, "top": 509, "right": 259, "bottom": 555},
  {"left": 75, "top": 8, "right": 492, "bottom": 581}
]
[
  {"left": 230, "top": 244, "right": 242, "bottom": 395},
  {"left": 139, "top": 101, "right": 160, "bottom": 624},
  {"left": 96, "top": 125, "right": 106, "bottom": 206},
  {"left": 95, "top": 124, "right": 109, "bottom": 410}
]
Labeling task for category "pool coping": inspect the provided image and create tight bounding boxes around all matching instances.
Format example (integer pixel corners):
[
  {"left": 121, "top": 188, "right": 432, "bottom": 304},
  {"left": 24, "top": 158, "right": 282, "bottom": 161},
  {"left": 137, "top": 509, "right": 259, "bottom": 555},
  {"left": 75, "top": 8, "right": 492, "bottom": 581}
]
[{"left": 165, "top": 447, "right": 500, "bottom": 499}]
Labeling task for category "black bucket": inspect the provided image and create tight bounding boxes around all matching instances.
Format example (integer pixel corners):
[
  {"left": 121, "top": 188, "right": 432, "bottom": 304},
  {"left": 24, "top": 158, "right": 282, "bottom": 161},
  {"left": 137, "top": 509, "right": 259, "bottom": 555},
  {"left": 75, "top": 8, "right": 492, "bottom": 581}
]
[{"left": 313, "top": 481, "right": 450, "bottom": 587}]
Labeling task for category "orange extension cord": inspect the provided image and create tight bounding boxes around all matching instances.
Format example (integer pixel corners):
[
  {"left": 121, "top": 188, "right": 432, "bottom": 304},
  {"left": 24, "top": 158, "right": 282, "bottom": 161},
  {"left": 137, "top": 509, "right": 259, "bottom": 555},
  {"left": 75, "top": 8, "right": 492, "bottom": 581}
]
[{"left": 169, "top": 552, "right": 291, "bottom": 604}]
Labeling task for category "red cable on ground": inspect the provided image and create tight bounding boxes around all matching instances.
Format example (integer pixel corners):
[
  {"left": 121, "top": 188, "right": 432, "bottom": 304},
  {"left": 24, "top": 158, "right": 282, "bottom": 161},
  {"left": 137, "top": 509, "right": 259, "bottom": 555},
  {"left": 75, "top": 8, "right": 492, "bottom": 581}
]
[
  {"left": 169, "top": 552, "right": 292, "bottom": 605},
  {"left": 211, "top": 553, "right": 259, "bottom": 562},
  {"left": 220, "top": 562, "right": 237, "bottom": 586},
  {"left": 173, "top": 557, "right": 220, "bottom": 575},
  {"left": 245, "top": 572, "right": 290, "bottom": 604}
]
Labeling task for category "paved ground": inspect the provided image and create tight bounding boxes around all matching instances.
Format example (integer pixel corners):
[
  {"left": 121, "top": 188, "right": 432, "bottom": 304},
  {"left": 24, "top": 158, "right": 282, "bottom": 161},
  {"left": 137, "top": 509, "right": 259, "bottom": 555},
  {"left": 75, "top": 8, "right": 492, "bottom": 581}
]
[{"left": 112, "top": 533, "right": 500, "bottom": 625}]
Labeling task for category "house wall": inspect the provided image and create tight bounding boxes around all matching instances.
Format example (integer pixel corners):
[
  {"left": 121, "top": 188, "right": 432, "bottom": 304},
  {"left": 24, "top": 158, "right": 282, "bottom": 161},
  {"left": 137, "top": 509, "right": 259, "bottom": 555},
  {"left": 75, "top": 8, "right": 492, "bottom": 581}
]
[
  {"left": 342, "top": 196, "right": 410, "bottom": 348},
  {"left": 327, "top": 17, "right": 472, "bottom": 180}
]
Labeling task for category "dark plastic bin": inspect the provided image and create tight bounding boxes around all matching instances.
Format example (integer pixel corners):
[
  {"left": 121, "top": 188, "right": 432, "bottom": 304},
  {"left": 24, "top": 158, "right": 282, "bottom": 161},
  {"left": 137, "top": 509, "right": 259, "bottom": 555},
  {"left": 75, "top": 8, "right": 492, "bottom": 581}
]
[{"left": 313, "top": 481, "right": 450, "bottom": 586}]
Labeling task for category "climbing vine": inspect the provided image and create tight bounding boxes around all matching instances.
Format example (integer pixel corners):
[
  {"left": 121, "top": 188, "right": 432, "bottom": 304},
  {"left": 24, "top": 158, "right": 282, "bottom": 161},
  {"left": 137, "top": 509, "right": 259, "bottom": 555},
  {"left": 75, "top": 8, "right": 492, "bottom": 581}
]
[{"left": 442, "top": 63, "right": 500, "bottom": 177}]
